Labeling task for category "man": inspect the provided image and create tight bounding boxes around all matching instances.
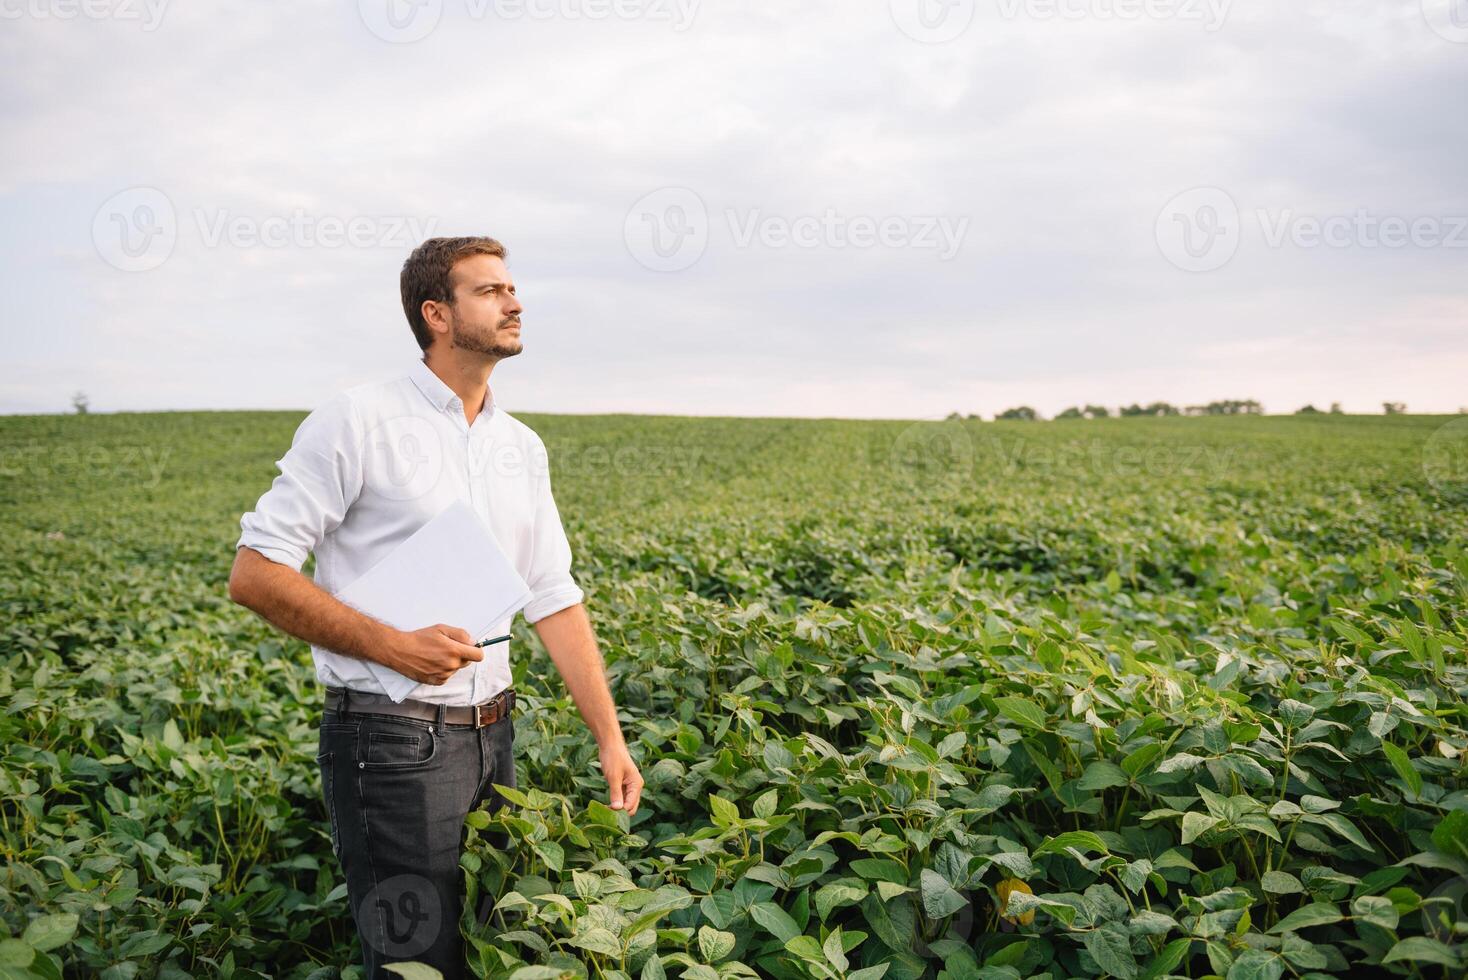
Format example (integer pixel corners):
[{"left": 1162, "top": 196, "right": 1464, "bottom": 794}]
[{"left": 227, "top": 236, "right": 643, "bottom": 979}]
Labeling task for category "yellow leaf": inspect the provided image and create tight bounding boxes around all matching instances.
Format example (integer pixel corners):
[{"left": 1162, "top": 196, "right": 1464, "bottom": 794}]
[{"left": 996, "top": 878, "right": 1035, "bottom": 926}]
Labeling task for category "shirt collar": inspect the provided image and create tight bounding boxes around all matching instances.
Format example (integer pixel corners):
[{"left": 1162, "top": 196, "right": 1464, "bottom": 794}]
[{"left": 407, "top": 357, "right": 496, "bottom": 419}]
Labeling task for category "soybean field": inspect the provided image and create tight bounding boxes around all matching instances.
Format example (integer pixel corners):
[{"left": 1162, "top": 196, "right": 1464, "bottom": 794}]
[{"left": 2, "top": 410, "right": 1467, "bottom": 980}]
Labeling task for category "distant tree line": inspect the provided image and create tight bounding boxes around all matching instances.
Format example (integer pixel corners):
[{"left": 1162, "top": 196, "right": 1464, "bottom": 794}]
[{"left": 945, "top": 399, "right": 1410, "bottom": 422}]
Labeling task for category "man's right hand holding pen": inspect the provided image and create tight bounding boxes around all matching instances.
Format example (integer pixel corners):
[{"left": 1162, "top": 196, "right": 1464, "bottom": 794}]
[{"left": 382, "top": 625, "right": 508, "bottom": 687}]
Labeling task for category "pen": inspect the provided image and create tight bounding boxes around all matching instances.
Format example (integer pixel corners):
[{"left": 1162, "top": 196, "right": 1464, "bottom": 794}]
[{"left": 474, "top": 632, "right": 512, "bottom": 649}]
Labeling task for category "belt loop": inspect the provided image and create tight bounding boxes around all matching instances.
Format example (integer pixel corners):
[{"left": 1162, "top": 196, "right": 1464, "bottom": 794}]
[
  {"left": 341, "top": 687, "right": 351, "bottom": 719},
  {"left": 436, "top": 702, "right": 445, "bottom": 735}
]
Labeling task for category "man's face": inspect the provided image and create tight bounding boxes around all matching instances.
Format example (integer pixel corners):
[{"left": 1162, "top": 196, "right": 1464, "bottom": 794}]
[{"left": 440, "top": 253, "right": 523, "bottom": 359}]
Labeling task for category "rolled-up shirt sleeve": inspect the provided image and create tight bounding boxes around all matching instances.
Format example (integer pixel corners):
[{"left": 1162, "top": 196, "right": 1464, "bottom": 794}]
[
  {"left": 521, "top": 448, "right": 585, "bottom": 623},
  {"left": 236, "top": 393, "right": 364, "bottom": 572}
]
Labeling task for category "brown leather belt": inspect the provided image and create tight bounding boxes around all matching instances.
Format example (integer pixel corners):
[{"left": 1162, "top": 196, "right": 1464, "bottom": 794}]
[{"left": 324, "top": 686, "right": 515, "bottom": 728}]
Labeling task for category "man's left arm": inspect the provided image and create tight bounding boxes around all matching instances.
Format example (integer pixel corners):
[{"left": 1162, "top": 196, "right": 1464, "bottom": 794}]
[{"left": 532, "top": 603, "right": 643, "bottom": 816}]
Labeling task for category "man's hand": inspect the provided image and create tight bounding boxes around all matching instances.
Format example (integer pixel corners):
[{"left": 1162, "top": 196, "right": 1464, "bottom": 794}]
[
  {"left": 599, "top": 740, "right": 644, "bottom": 816},
  {"left": 385, "top": 624, "right": 484, "bottom": 686}
]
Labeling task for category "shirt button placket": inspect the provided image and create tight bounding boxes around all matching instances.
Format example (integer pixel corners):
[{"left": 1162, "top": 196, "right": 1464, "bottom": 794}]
[{"left": 464, "top": 417, "right": 480, "bottom": 705}]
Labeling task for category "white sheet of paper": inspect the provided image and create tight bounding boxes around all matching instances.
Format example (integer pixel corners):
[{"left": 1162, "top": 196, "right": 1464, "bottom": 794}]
[{"left": 332, "top": 499, "right": 533, "bottom": 703}]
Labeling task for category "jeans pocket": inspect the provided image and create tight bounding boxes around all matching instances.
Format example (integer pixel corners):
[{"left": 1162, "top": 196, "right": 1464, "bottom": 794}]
[{"left": 360, "top": 724, "right": 439, "bottom": 770}]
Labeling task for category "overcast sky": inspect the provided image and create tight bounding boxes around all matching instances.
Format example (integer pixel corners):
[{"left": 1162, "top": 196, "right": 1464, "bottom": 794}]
[{"left": 3, "top": 0, "right": 1465, "bottom": 419}]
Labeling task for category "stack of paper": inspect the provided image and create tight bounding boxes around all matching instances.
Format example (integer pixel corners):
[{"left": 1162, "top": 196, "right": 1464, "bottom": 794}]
[{"left": 333, "top": 499, "right": 533, "bottom": 702}]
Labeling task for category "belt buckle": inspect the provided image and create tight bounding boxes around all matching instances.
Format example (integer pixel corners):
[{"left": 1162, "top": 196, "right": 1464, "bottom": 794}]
[{"left": 474, "top": 690, "right": 511, "bottom": 729}]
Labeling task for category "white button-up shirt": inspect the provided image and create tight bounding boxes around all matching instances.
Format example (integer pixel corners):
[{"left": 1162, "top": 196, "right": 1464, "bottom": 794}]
[{"left": 236, "top": 356, "right": 584, "bottom": 705}]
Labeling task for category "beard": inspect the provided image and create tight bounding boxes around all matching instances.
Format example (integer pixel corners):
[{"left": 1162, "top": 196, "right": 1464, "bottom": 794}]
[{"left": 448, "top": 314, "right": 523, "bottom": 359}]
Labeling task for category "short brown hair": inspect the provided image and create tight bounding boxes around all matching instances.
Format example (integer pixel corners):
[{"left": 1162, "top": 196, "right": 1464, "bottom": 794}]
[{"left": 400, "top": 236, "right": 507, "bottom": 351}]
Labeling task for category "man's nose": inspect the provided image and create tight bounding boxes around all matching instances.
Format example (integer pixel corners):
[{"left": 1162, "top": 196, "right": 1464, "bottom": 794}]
[{"left": 506, "top": 293, "right": 523, "bottom": 316}]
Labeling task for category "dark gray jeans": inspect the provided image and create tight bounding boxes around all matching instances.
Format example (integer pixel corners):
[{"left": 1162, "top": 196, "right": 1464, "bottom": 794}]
[{"left": 315, "top": 696, "right": 517, "bottom": 979}]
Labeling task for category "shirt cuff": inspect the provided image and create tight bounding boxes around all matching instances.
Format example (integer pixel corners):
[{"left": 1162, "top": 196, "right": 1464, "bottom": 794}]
[
  {"left": 522, "top": 584, "right": 585, "bottom": 624},
  {"left": 235, "top": 533, "right": 308, "bottom": 573}
]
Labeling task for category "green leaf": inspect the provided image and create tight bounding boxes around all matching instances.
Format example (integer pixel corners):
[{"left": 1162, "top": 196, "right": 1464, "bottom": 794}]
[
  {"left": 752, "top": 789, "right": 778, "bottom": 820},
  {"left": 708, "top": 794, "right": 740, "bottom": 828},
  {"left": 1077, "top": 761, "right": 1130, "bottom": 791},
  {"left": 384, "top": 966, "right": 447, "bottom": 980},
  {"left": 1350, "top": 895, "right": 1399, "bottom": 931},
  {"left": 1224, "top": 949, "right": 1283, "bottom": 980},
  {"left": 697, "top": 925, "right": 735, "bottom": 963},
  {"left": 22, "top": 914, "right": 78, "bottom": 953},
  {"left": 1083, "top": 923, "right": 1138, "bottom": 979},
  {"left": 814, "top": 878, "right": 868, "bottom": 920},
  {"left": 1141, "top": 938, "right": 1191, "bottom": 980},
  {"left": 1381, "top": 936, "right": 1463, "bottom": 968},
  {"left": 532, "top": 839, "right": 564, "bottom": 873},
  {"left": 1156, "top": 752, "right": 1209, "bottom": 774},
  {"left": 847, "top": 966, "right": 891, "bottom": 980},
  {"left": 1121, "top": 743, "right": 1163, "bottom": 777},
  {"left": 823, "top": 927, "right": 849, "bottom": 973},
  {"left": 1278, "top": 699, "right": 1315, "bottom": 728},
  {"left": 919, "top": 869, "right": 967, "bottom": 918},
  {"left": 1261, "top": 871, "right": 1302, "bottom": 895},
  {"left": 1380, "top": 742, "right": 1422, "bottom": 796},
  {"left": 570, "top": 927, "right": 623, "bottom": 957},
  {"left": 1431, "top": 809, "right": 1468, "bottom": 861},
  {"left": 1033, "top": 831, "right": 1110, "bottom": 857},
  {"left": 860, "top": 892, "right": 913, "bottom": 952},
  {"left": 1268, "top": 903, "right": 1343, "bottom": 934},
  {"left": 749, "top": 902, "right": 800, "bottom": 943},
  {"left": 851, "top": 858, "right": 907, "bottom": 884},
  {"left": 0, "top": 940, "right": 34, "bottom": 969},
  {"left": 994, "top": 697, "right": 1047, "bottom": 730},
  {"left": 1181, "top": 812, "right": 1221, "bottom": 844},
  {"left": 784, "top": 935, "right": 825, "bottom": 963}
]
